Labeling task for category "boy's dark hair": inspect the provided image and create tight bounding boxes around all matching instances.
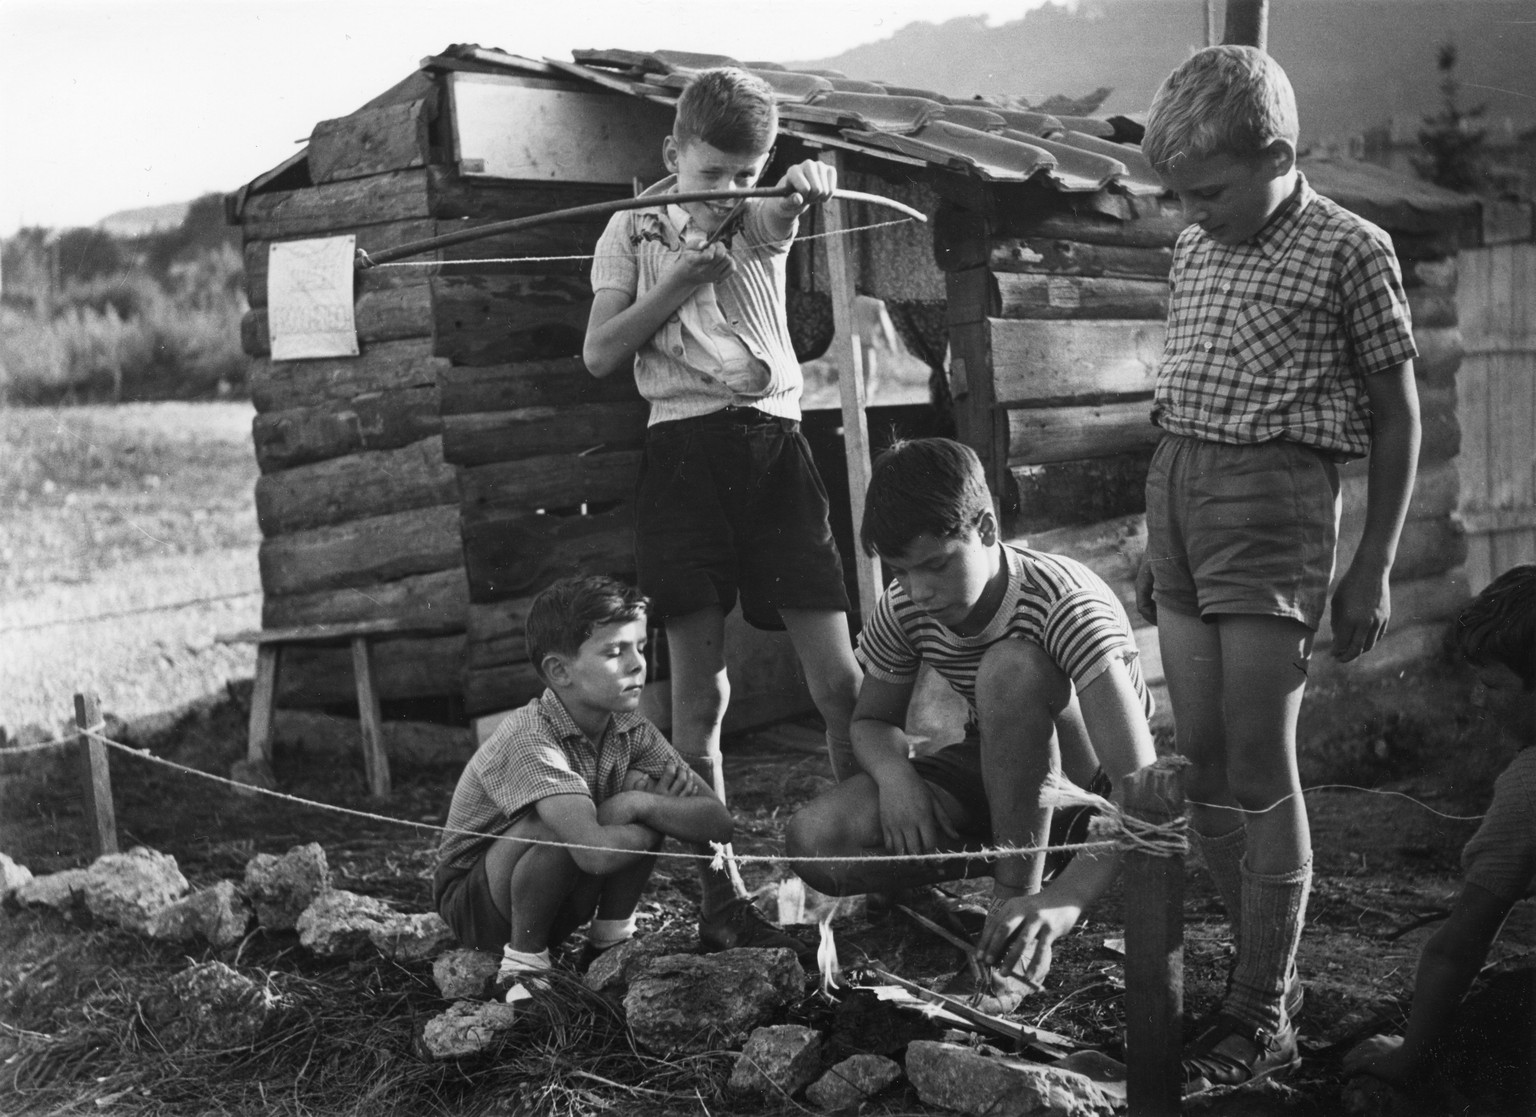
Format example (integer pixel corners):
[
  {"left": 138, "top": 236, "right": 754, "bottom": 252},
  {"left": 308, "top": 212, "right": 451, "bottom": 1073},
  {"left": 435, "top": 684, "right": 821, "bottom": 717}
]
[
  {"left": 860, "top": 437, "right": 994, "bottom": 557},
  {"left": 1143, "top": 44, "right": 1299, "bottom": 172},
  {"left": 526, "top": 575, "right": 649, "bottom": 685},
  {"left": 1454, "top": 565, "right": 1536, "bottom": 690},
  {"left": 673, "top": 68, "right": 777, "bottom": 155}
]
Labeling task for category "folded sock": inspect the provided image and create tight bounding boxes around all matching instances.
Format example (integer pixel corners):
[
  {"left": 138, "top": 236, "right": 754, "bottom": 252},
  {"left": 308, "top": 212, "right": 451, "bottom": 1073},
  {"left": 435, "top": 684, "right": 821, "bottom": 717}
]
[
  {"left": 1193, "top": 824, "right": 1247, "bottom": 942},
  {"left": 588, "top": 916, "right": 637, "bottom": 951},
  {"left": 1227, "top": 857, "right": 1312, "bottom": 1034},
  {"left": 498, "top": 945, "right": 552, "bottom": 979}
]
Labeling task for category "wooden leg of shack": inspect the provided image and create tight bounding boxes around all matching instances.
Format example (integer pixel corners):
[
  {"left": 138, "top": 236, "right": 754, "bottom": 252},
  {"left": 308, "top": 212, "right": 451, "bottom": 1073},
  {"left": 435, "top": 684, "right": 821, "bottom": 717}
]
[
  {"left": 1122, "top": 760, "right": 1186, "bottom": 1116},
  {"left": 74, "top": 692, "right": 118, "bottom": 857},
  {"left": 351, "top": 636, "right": 392, "bottom": 800},
  {"left": 248, "top": 644, "right": 281, "bottom": 768}
]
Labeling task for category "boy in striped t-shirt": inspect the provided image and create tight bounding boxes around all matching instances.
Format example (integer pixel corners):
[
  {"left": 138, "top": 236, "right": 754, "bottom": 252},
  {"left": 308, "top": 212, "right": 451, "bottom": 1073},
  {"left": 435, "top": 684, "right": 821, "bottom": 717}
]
[{"left": 786, "top": 438, "right": 1157, "bottom": 1013}]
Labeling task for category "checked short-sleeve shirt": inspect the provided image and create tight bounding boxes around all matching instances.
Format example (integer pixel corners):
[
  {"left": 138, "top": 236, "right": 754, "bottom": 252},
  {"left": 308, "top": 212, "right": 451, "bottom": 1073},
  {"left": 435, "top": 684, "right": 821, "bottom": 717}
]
[
  {"left": 435, "top": 690, "right": 687, "bottom": 873},
  {"left": 1153, "top": 174, "right": 1417, "bottom": 459}
]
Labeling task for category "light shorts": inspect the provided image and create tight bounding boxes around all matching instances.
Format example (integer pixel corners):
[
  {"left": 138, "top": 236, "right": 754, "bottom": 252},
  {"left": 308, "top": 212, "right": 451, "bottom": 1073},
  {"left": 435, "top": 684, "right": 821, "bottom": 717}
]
[{"left": 1144, "top": 434, "right": 1341, "bottom": 630}]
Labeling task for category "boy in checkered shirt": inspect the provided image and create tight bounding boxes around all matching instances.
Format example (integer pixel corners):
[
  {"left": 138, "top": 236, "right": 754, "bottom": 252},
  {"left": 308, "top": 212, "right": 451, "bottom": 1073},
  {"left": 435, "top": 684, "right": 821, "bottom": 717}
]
[
  {"left": 1138, "top": 46, "right": 1421, "bottom": 1089},
  {"left": 433, "top": 576, "right": 732, "bottom": 1000}
]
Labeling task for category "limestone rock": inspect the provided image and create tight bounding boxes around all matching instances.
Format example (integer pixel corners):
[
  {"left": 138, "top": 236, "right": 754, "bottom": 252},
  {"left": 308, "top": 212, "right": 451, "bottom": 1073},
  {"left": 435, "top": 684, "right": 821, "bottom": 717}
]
[
  {"left": 14, "top": 867, "right": 92, "bottom": 911},
  {"left": 729, "top": 1024, "right": 824, "bottom": 1096},
  {"left": 370, "top": 911, "right": 456, "bottom": 963},
  {"left": 142, "top": 961, "right": 287, "bottom": 1050},
  {"left": 421, "top": 1000, "right": 520, "bottom": 1059},
  {"left": 0, "top": 852, "right": 34, "bottom": 902},
  {"left": 244, "top": 843, "right": 329, "bottom": 931},
  {"left": 433, "top": 949, "right": 500, "bottom": 1001},
  {"left": 296, "top": 889, "right": 397, "bottom": 957},
  {"left": 83, "top": 847, "right": 188, "bottom": 933},
  {"left": 807, "top": 1053, "right": 903, "bottom": 1110},
  {"left": 144, "top": 880, "right": 253, "bottom": 947},
  {"left": 624, "top": 947, "right": 805, "bottom": 1055},
  {"left": 906, "top": 1040, "right": 1117, "bottom": 1117},
  {"left": 583, "top": 936, "right": 673, "bottom": 994}
]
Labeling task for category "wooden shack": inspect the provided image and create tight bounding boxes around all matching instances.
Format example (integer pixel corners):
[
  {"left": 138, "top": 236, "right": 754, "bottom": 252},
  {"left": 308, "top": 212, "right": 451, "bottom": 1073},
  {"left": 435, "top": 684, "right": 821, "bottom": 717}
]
[{"left": 227, "top": 43, "right": 1486, "bottom": 736}]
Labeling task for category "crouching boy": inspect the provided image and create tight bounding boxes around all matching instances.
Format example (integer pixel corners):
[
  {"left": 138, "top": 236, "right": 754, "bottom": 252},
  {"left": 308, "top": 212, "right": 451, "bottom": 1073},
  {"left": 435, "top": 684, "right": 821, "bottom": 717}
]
[
  {"left": 786, "top": 438, "right": 1157, "bottom": 1012},
  {"left": 433, "top": 575, "right": 732, "bottom": 999}
]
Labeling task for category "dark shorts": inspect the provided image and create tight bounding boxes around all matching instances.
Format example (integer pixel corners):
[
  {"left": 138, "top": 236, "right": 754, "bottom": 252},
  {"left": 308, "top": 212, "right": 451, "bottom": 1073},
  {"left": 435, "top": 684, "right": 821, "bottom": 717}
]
[
  {"left": 635, "top": 407, "right": 850, "bottom": 630},
  {"left": 434, "top": 849, "right": 511, "bottom": 954},
  {"left": 1144, "top": 434, "right": 1340, "bottom": 630},
  {"left": 911, "top": 739, "right": 1114, "bottom": 881}
]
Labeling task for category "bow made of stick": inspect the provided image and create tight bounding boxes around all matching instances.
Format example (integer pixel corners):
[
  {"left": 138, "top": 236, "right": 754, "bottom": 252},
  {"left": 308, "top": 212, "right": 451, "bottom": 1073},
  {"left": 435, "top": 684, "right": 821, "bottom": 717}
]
[{"left": 354, "top": 185, "right": 925, "bottom": 269}]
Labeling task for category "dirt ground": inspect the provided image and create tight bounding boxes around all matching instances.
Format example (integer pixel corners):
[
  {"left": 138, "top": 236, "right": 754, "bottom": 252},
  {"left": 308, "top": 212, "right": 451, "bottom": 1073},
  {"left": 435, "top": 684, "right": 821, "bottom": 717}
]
[{"left": 3, "top": 403, "right": 1534, "bottom": 1115}]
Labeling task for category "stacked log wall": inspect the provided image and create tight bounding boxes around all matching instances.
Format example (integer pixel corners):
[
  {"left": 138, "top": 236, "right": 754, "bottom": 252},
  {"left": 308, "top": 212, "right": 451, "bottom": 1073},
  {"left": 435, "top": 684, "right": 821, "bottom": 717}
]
[{"left": 937, "top": 180, "right": 1474, "bottom": 676}]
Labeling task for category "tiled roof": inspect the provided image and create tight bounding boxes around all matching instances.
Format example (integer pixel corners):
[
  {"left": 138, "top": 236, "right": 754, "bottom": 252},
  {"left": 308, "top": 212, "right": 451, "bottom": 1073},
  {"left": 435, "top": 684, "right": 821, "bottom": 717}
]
[{"left": 450, "top": 45, "right": 1163, "bottom": 196}]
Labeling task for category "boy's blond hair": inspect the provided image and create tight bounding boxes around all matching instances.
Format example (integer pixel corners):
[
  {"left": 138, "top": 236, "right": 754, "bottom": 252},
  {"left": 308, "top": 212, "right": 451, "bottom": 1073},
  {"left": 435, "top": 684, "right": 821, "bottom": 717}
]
[
  {"left": 1143, "top": 45, "right": 1298, "bottom": 172},
  {"left": 673, "top": 68, "right": 777, "bottom": 155}
]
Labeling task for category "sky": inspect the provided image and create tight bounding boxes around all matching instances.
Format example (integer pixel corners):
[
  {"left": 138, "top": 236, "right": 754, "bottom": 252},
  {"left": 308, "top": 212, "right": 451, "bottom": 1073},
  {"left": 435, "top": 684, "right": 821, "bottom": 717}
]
[{"left": 0, "top": 0, "right": 1051, "bottom": 235}]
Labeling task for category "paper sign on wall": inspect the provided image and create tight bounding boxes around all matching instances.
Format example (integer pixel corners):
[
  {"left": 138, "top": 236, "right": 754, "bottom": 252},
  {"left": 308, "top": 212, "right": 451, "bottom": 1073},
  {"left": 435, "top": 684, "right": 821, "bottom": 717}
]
[{"left": 267, "top": 235, "right": 360, "bottom": 360}]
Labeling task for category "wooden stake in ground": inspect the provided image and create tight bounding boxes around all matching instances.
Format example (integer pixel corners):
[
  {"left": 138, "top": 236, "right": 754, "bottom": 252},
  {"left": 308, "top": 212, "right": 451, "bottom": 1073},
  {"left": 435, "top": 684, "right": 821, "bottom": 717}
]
[
  {"left": 74, "top": 692, "right": 118, "bottom": 857},
  {"left": 1122, "top": 759, "right": 1186, "bottom": 1116}
]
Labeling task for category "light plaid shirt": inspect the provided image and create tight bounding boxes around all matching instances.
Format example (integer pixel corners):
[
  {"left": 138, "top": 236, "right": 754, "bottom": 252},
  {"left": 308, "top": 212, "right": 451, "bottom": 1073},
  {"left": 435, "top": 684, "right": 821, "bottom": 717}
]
[
  {"left": 590, "top": 175, "right": 803, "bottom": 426},
  {"left": 436, "top": 689, "right": 685, "bottom": 872},
  {"left": 1153, "top": 175, "right": 1417, "bottom": 459}
]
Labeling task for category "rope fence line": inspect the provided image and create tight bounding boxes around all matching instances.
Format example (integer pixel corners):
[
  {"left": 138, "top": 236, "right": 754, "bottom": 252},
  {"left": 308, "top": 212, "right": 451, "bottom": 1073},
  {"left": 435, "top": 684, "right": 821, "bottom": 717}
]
[
  {"left": 0, "top": 589, "right": 262, "bottom": 636},
  {"left": 367, "top": 218, "right": 916, "bottom": 270},
  {"left": 0, "top": 727, "right": 1470, "bottom": 867}
]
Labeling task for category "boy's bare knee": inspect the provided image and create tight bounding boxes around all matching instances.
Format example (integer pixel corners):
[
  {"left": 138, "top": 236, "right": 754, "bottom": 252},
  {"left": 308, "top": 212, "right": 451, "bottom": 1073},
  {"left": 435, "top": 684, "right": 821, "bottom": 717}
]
[{"left": 975, "top": 639, "right": 1069, "bottom": 716}]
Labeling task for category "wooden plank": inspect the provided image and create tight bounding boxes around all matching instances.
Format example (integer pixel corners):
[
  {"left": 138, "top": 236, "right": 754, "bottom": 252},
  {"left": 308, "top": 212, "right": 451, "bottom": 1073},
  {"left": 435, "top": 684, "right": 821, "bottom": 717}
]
[
  {"left": 467, "top": 597, "right": 536, "bottom": 670},
  {"left": 438, "top": 358, "right": 641, "bottom": 414},
  {"left": 947, "top": 269, "right": 1166, "bottom": 324},
  {"left": 309, "top": 96, "right": 434, "bottom": 184},
  {"left": 74, "top": 693, "right": 118, "bottom": 857},
  {"left": 277, "top": 633, "right": 467, "bottom": 707},
  {"left": 823, "top": 149, "right": 882, "bottom": 624},
  {"left": 987, "top": 237, "right": 1174, "bottom": 279},
  {"left": 248, "top": 645, "right": 280, "bottom": 766},
  {"left": 237, "top": 168, "right": 435, "bottom": 240},
  {"left": 464, "top": 661, "right": 545, "bottom": 718},
  {"left": 262, "top": 567, "right": 470, "bottom": 630},
  {"left": 459, "top": 449, "right": 641, "bottom": 511},
  {"left": 1121, "top": 761, "right": 1184, "bottom": 1117},
  {"left": 352, "top": 637, "right": 393, "bottom": 799},
  {"left": 462, "top": 503, "right": 635, "bottom": 603},
  {"left": 990, "top": 318, "right": 1165, "bottom": 405},
  {"left": 255, "top": 436, "right": 459, "bottom": 536},
  {"left": 259, "top": 504, "right": 463, "bottom": 597},
  {"left": 244, "top": 219, "right": 437, "bottom": 309},
  {"left": 430, "top": 272, "right": 595, "bottom": 366},
  {"left": 1004, "top": 398, "right": 1159, "bottom": 464},
  {"left": 996, "top": 207, "right": 1186, "bottom": 249},
  {"left": 250, "top": 337, "right": 446, "bottom": 413},
  {"left": 253, "top": 386, "right": 442, "bottom": 473},
  {"left": 219, "top": 617, "right": 462, "bottom": 646},
  {"left": 944, "top": 321, "right": 1007, "bottom": 486},
  {"left": 242, "top": 285, "right": 435, "bottom": 357},
  {"left": 440, "top": 401, "right": 648, "bottom": 467}
]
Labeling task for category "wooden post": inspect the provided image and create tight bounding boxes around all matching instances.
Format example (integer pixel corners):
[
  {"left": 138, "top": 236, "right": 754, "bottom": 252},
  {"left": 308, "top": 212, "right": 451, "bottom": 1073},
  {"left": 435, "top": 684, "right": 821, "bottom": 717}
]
[
  {"left": 73, "top": 693, "right": 118, "bottom": 857},
  {"left": 820, "top": 149, "right": 883, "bottom": 624},
  {"left": 1122, "top": 759, "right": 1186, "bottom": 1116},
  {"left": 351, "top": 636, "right": 392, "bottom": 800},
  {"left": 248, "top": 644, "right": 281, "bottom": 766}
]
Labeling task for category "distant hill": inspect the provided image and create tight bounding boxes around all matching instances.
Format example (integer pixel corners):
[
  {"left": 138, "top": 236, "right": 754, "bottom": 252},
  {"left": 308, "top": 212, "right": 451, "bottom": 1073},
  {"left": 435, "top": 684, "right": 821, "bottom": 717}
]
[
  {"left": 96, "top": 201, "right": 190, "bottom": 238},
  {"left": 790, "top": 0, "right": 1536, "bottom": 144}
]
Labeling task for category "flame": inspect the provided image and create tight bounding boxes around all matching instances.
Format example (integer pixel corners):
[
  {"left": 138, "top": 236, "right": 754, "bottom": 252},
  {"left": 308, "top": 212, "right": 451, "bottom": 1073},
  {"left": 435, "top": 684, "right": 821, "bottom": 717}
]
[{"left": 817, "top": 914, "right": 841, "bottom": 1000}]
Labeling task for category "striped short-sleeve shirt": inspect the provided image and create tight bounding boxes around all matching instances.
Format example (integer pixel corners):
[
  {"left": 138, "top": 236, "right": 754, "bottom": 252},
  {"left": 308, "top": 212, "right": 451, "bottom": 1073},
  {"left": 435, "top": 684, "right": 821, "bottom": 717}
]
[
  {"left": 857, "top": 543, "right": 1153, "bottom": 728},
  {"left": 589, "top": 174, "right": 803, "bottom": 426},
  {"left": 1153, "top": 174, "right": 1417, "bottom": 460},
  {"left": 435, "top": 690, "right": 687, "bottom": 873}
]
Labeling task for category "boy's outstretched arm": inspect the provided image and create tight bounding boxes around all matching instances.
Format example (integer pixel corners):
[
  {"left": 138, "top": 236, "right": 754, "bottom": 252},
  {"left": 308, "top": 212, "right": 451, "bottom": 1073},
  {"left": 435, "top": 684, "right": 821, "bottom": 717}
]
[
  {"left": 582, "top": 244, "right": 736, "bottom": 377},
  {"left": 761, "top": 159, "right": 836, "bottom": 242},
  {"left": 851, "top": 674, "right": 960, "bottom": 856},
  {"left": 1332, "top": 361, "right": 1420, "bottom": 661},
  {"left": 978, "top": 658, "right": 1156, "bottom": 987},
  {"left": 1344, "top": 881, "right": 1515, "bottom": 1084}
]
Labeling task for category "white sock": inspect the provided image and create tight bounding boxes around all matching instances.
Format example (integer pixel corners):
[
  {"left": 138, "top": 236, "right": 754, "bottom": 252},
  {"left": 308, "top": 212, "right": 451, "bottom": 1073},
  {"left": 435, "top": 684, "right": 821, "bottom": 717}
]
[
  {"left": 498, "top": 945, "right": 552, "bottom": 979},
  {"left": 588, "top": 915, "right": 638, "bottom": 950}
]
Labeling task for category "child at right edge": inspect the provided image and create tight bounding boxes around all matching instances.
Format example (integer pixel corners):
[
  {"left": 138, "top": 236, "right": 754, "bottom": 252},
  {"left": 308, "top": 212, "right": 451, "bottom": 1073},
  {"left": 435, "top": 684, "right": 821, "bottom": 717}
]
[{"left": 1139, "top": 47, "right": 1422, "bottom": 1089}]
